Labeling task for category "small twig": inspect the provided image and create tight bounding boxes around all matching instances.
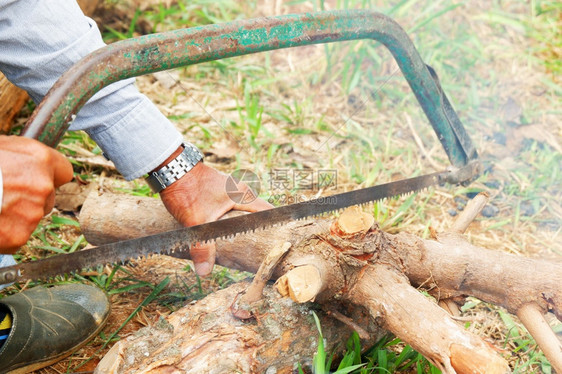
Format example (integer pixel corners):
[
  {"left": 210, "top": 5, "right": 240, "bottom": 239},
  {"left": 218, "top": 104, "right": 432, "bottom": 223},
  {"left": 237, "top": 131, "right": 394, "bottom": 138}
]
[
  {"left": 231, "top": 242, "right": 291, "bottom": 319},
  {"left": 441, "top": 192, "right": 490, "bottom": 317},
  {"left": 517, "top": 303, "right": 562, "bottom": 373},
  {"left": 450, "top": 192, "right": 490, "bottom": 234},
  {"left": 439, "top": 299, "right": 461, "bottom": 317},
  {"left": 449, "top": 315, "right": 486, "bottom": 323},
  {"left": 327, "top": 309, "right": 370, "bottom": 340},
  {"left": 245, "top": 241, "right": 292, "bottom": 303}
]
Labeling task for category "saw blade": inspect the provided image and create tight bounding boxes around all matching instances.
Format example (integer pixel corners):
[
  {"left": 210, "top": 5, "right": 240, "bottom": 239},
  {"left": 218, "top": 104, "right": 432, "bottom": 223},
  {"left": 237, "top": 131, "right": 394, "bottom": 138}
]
[{"left": 0, "top": 169, "right": 449, "bottom": 285}]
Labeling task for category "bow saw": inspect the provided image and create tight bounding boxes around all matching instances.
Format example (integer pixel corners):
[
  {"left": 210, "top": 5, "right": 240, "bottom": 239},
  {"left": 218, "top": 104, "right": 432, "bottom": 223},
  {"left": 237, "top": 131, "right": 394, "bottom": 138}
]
[{"left": 0, "top": 10, "right": 481, "bottom": 285}]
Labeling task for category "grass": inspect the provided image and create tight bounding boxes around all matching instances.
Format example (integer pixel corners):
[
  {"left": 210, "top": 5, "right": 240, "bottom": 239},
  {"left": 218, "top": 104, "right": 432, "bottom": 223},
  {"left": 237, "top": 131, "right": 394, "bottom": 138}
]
[
  {"left": 306, "top": 312, "right": 440, "bottom": 374},
  {"left": 3, "top": 0, "right": 560, "bottom": 372}
]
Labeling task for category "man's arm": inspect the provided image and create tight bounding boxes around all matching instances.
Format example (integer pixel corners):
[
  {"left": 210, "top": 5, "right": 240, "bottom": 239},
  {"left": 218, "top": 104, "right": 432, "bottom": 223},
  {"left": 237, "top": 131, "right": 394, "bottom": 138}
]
[
  {"left": 0, "top": 0, "right": 183, "bottom": 179},
  {"left": 0, "top": 0, "right": 272, "bottom": 273}
]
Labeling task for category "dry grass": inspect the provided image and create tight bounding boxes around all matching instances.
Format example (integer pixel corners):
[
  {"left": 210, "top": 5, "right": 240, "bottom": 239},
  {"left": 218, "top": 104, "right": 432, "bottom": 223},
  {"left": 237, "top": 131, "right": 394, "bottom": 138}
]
[{"left": 2, "top": 0, "right": 560, "bottom": 373}]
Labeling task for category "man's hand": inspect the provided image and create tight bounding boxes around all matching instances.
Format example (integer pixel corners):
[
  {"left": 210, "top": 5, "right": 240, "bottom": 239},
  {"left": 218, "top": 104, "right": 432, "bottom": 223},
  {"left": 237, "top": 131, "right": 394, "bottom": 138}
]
[
  {"left": 0, "top": 136, "right": 73, "bottom": 254},
  {"left": 159, "top": 159, "right": 272, "bottom": 276}
]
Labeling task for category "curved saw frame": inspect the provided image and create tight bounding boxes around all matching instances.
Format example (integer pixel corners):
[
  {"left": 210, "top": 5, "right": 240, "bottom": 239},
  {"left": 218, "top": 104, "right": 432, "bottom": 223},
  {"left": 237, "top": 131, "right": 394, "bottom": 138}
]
[{"left": 22, "top": 10, "right": 478, "bottom": 168}]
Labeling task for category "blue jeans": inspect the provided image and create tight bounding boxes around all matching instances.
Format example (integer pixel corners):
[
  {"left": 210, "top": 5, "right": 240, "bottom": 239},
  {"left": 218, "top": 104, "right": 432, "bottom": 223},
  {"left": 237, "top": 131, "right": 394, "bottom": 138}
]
[
  {"left": 0, "top": 0, "right": 183, "bottom": 180},
  {"left": 0, "top": 256, "right": 15, "bottom": 290}
]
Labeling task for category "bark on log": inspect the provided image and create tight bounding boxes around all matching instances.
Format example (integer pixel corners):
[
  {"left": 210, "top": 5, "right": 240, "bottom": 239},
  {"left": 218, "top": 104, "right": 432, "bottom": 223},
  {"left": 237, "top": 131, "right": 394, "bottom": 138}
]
[
  {"left": 0, "top": 74, "right": 28, "bottom": 134},
  {"left": 391, "top": 232, "right": 562, "bottom": 320},
  {"left": 95, "top": 283, "right": 376, "bottom": 374},
  {"left": 80, "top": 191, "right": 182, "bottom": 244},
  {"left": 348, "top": 265, "right": 508, "bottom": 373},
  {"left": 80, "top": 191, "right": 562, "bottom": 373}
]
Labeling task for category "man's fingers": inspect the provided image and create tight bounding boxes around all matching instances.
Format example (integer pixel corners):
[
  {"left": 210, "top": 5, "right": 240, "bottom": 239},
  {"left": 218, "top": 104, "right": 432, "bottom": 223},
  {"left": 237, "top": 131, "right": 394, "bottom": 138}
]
[
  {"left": 190, "top": 242, "right": 216, "bottom": 277},
  {"left": 2, "top": 136, "right": 72, "bottom": 187},
  {"left": 51, "top": 150, "right": 73, "bottom": 187},
  {"left": 227, "top": 180, "right": 273, "bottom": 212},
  {"left": 233, "top": 196, "right": 274, "bottom": 213}
]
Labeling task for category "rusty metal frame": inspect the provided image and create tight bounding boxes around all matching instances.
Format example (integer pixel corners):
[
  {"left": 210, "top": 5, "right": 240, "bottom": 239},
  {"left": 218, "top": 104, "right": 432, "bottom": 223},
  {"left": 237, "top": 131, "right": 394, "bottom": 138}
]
[{"left": 22, "top": 9, "right": 477, "bottom": 167}]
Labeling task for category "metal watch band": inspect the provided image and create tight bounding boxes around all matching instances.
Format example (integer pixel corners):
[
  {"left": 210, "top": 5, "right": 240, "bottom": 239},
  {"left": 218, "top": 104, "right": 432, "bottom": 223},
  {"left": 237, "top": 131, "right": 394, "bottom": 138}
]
[{"left": 146, "top": 143, "right": 203, "bottom": 193}]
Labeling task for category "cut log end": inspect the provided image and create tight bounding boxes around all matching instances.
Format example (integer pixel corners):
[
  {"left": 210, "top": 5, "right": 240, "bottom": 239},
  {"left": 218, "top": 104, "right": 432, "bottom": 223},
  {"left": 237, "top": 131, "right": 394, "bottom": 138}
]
[
  {"left": 276, "top": 265, "right": 323, "bottom": 303},
  {"left": 332, "top": 206, "right": 375, "bottom": 237},
  {"left": 450, "top": 343, "right": 510, "bottom": 374}
]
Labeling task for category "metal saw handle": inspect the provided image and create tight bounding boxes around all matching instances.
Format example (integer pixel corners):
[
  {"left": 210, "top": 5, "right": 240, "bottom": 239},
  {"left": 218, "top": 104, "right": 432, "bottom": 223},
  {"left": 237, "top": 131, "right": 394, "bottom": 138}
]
[{"left": 21, "top": 9, "right": 477, "bottom": 168}]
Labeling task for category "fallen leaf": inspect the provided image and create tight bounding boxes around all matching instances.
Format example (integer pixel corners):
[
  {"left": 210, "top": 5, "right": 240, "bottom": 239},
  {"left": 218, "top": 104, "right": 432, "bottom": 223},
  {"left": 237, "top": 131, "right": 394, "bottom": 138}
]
[
  {"left": 72, "top": 155, "right": 116, "bottom": 170},
  {"left": 55, "top": 182, "right": 96, "bottom": 212},
  {"left": 153, "top": 71, "right": 179, "bottom": 89},
  {"left": 207, "top": 139, "right": 241, "bottom": 160}
]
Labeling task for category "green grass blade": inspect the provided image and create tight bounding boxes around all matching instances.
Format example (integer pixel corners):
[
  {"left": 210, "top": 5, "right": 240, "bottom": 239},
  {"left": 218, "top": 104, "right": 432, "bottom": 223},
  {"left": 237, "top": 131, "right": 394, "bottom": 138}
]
[{"left": 408, "top": 3, "right": 463, "bottom": 33}]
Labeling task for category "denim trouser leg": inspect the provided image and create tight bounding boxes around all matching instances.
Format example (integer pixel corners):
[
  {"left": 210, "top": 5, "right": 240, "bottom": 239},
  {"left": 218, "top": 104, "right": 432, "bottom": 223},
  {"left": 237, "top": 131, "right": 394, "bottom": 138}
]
[{"left": 0, "top": 255, "right": 16, "bottom": 290}]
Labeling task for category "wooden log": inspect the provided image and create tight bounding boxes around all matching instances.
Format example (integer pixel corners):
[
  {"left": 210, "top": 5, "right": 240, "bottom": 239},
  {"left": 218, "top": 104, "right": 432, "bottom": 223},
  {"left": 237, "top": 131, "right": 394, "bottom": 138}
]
[
  {"left": 82, "top": 191, "right": 561, "bottom": 307},
  {"left": 333, "top": 211, "right": 508, "bottom": 373},
  {"left": 94, "top": 282, "right": 380, "bottom": 374},
  {"left": 80, "top": 192, "right": 562, "bottom": 373},
  {"left": 391, "top": 231, "right": 562, "bottom": 320},
  {"left": 348, "top": 264, "right": 508, "bottom": 373},
  {"left": 80, "top": 190, "right": 182, "bottom": 244},
  {"left": 0, "top": 74, "right": 28, "bottom": 134}
]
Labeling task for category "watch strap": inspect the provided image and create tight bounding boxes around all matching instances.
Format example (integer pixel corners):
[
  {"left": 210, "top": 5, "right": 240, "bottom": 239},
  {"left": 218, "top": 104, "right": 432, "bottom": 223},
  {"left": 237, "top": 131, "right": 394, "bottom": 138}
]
[{"left": 146, "top": 143, "right": 203, "bottom": 193}]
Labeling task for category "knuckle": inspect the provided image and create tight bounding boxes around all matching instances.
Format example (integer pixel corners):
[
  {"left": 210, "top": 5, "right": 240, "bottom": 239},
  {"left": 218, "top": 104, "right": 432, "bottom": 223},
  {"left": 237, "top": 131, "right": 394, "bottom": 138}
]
[
  {"left": 33, "top": 144, "right": 53, "bottom": 164},
  {"left": 36, "top": 181, "right": 54, "bottom": 197}
]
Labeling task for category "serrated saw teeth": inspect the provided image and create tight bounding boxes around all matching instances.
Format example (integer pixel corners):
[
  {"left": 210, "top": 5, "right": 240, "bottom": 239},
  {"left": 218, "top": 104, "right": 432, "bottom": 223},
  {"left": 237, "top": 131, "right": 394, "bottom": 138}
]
[{"left": 0, "top": 165, "right": 478, "bottom": 285}]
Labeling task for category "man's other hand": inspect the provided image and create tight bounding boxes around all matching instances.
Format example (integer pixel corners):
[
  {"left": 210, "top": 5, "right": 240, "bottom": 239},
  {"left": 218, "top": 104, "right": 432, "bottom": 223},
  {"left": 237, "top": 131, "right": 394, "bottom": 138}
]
[
  {"left": 0, "top": 136, "right": 73, "bottom": 254},
  {"left": 160, "top": 161, "right": 272, "bottom": 276}
]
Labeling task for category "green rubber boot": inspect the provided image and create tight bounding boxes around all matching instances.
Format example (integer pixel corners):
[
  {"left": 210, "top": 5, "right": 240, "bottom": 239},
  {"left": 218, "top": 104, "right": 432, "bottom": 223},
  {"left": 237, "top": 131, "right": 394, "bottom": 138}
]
[{"left": 0, "top": 284, "right": 110, "bottom": 373}]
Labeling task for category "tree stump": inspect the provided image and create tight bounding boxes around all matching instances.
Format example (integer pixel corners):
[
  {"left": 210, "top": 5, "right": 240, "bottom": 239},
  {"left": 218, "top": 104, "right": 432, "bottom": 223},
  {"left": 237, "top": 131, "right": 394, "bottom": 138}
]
[
  {"left": 80, "top": 191, "right": 562, "bottom": 373},
  {"left": 95, "top": 282, "right": 380, "bottom": 374}
]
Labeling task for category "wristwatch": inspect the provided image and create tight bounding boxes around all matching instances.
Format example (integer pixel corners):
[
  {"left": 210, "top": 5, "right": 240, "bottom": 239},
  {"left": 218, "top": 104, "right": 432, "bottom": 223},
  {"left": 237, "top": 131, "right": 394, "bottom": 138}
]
[{"left": 146, "top": 143, "right": 204, "bottom": 193}]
